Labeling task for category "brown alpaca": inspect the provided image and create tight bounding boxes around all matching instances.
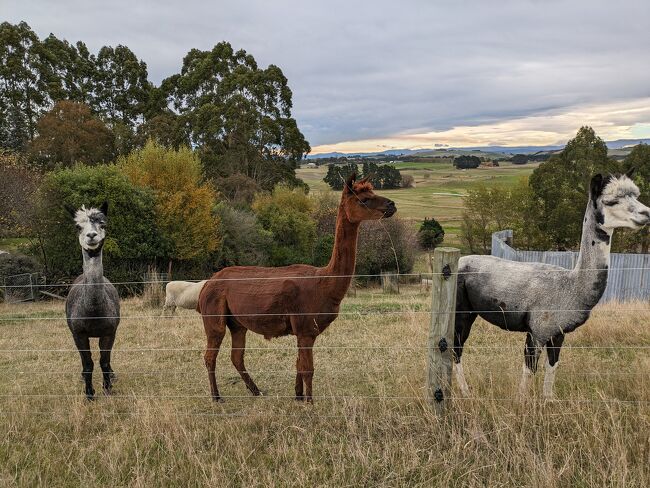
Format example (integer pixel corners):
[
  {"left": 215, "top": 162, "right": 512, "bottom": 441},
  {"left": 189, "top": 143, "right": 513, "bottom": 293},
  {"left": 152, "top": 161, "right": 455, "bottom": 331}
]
[{"left": 198, "top": 173, "right": 396, "bottom": 402}]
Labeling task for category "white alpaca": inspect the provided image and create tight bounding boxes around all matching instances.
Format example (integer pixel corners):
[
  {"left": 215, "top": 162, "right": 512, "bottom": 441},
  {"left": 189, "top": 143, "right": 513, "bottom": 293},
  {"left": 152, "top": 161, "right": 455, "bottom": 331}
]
[
  {"left": 163, "top": 280, "right": 207, "bottom": 314},
  {"left": 453, "top": 172, "right": 650, "bottom": 399}
]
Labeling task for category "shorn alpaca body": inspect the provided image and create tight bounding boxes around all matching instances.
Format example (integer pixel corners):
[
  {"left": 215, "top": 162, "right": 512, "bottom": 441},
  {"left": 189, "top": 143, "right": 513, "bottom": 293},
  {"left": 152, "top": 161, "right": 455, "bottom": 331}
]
[
  {"left": 453, "top": 172, "right": 650, "bottom": 399},
  {"left": 163, "top": 280, "right": 207, "bottom": 314},
  {"left": 198, "top": 174, "right": 396, "bottom": 402},
  {"left": 65, "top": 203, "right": 120, "bottom": 399}
]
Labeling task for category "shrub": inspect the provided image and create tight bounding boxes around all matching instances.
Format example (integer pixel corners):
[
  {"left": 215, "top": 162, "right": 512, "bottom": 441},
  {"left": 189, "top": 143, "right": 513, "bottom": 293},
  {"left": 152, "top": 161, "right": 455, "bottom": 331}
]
[
  {"left": 119, "top": 140, "right": 221, "bottom": 265},
  {"left": 252, "top": 185, "right": 316, "bottom": 266},
  {"left": 356, "top": 217, "right": 417, "bottom": 279},
  {"left": 33, "top": 164, "right": 164, "bottom": 286},
  {"left": 0, "top": 253, "right": 40, "bottom": 278},
  {"left": 418, "top": 217, "right": 445, "bottom": 251},
  {"left": 0, "top": 151, "right": 41, "bottom": 238},
  {"left": 214, "top": 203, "right": 272, "bottom": 268}
]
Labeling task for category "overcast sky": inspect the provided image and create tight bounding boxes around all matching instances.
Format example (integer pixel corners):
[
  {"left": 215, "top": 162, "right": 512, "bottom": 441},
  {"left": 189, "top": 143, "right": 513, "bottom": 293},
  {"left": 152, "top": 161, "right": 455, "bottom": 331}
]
[{"left": 5, "top": 0, "right": 650, "bottom": 153}]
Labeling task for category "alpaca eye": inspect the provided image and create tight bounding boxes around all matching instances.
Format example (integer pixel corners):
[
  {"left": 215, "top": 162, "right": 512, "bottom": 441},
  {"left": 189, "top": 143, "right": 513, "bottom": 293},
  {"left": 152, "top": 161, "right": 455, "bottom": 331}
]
[
  {"left": 604, "top": 200, "right": 618, "bottom": 206},
  {"left": 75, "top": 224, "right": 82, "bottom": 230}
]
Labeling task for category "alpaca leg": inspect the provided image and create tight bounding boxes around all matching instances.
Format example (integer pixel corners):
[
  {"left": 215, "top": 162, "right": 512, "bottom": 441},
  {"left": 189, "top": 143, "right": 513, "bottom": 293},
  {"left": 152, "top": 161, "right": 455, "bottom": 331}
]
[
  {"left": 453, "top": 308, "right": 476, "bottom": 397},
  {"left": 295, "top": 355, "right": 304, "bottom": 401},
  {"left": 229, "top": 325, "right": 262, "bottom": 396},
  {"left": 519, "top": 332, "right": 541, "bottom": 396},
  {"left": 73, "top": 334, "right": 94, "bottom": 400},
  {"left": 99, "top": 335, "right": 116, "bottom": 394},
  {"left": 543, "top": 334, "right": 565, "bottom": 400},
  {"left": 296, "top": 336, "right": 316, "bottom": 403},
  {"left": 204, "top": 323, "right": 226, "bottom": 402}
]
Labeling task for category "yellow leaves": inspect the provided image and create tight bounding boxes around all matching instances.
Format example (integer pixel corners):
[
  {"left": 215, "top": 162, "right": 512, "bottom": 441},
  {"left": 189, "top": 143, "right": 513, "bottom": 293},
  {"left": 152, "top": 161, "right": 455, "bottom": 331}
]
[{"left": 120, "top": 140, "right": 220, "bottom": 261}]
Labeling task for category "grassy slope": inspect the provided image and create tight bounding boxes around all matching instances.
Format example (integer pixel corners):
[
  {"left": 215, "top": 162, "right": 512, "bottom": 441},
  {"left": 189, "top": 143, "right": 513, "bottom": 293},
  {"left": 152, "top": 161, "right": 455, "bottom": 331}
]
[
  {"left": 297, "top": 161, "right": 538, "bottom": 247},
  {"left": 0, "top": 294, "right": 648, "bottom": 486}
]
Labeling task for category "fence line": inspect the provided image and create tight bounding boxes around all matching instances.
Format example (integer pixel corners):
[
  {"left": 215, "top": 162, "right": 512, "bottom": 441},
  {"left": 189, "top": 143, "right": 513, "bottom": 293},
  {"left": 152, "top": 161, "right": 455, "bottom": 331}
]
[
  {"left": 0, "top": 345, "right": 648, "bottom": 353},
  {"left": 5, "top": 306, "right": 650, "bottom": 322},
  {"left": 0, "top": 394, "right": 646, "bottom": 405},
  {"left": 8, "top": 266, "right": 650, "bottom": 289}
]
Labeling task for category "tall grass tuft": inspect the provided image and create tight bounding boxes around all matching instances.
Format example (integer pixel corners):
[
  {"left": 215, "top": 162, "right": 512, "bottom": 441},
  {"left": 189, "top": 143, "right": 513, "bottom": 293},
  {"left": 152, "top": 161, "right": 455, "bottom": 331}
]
[{"left": 141, "top": 265, "right": 166, "bottom": 308}]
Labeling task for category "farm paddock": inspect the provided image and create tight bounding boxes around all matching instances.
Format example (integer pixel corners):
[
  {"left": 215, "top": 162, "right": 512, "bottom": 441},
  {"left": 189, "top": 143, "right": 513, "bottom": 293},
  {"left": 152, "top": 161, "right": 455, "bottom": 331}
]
[{"left": 0, "top": 288, "right": 648, "bottom": 486}]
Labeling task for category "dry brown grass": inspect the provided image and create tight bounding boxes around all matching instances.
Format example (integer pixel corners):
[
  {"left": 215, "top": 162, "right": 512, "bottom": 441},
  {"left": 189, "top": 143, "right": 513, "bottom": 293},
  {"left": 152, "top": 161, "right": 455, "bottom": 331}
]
[{"left": 0, "top": 290, "right": 648, "bottom": 486}]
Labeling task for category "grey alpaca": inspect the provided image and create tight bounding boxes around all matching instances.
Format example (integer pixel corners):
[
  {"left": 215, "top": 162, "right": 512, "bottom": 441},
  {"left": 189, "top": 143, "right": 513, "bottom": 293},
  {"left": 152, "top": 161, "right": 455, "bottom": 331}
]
[
  {"left": 453, "top": 172, "right": 650, "bottom": 399},
  {"left": 65, "top": 202, "right": 120, "bottom": 399}
]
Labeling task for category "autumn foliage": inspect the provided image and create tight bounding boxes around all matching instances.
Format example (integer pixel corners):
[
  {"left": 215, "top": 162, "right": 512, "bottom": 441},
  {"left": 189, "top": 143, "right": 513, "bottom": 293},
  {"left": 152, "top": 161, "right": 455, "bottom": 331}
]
[{"left": 120, "top": 141, "right": 220, "bottom": 261}]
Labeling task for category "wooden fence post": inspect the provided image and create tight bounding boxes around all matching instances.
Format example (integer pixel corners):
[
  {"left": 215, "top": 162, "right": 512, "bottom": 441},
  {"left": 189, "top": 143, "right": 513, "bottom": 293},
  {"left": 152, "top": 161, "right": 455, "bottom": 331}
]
[{"left": 427, "top": 247, "right": 460, "bottom": 414}]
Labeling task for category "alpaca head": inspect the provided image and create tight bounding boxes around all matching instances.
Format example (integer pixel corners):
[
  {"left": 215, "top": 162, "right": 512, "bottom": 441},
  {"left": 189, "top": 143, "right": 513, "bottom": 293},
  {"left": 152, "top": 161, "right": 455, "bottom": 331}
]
[
  {"left": 341, "top": 173, "right": 397, "bottom": 223},
  {"left": 591, "top": 171, "right": 650, "bottom": 231},
  {"left": 68, "top": 202, "right": 109, "bottom": 252}
]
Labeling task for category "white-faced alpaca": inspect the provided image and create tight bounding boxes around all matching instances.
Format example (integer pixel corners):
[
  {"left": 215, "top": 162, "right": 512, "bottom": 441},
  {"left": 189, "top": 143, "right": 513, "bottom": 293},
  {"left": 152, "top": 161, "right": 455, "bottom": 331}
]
[
  {"left": 163, "top": 280, "right": 207, "bottom": 314},
  {"left": 453, "top": 172, "right": 650, "bottom": 399},
  {"left": 65, "top": 202, "right": 120, "bottom": 400}
]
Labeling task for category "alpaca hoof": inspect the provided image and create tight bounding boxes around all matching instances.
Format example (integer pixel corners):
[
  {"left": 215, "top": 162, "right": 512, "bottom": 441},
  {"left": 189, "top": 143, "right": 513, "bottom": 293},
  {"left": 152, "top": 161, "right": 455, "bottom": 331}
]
[
  {"left": 295, "top": 395, "right": 304, "bottom": 402},
  {"left": 212, "top": 396, "right": 225, "bottom": 403},
  {"left": 109, "top": 372, "right": 117, "bottom": 382},
  {"left": 103, "top": 387, "right": 113, "bottom": 396},
  {"left": 85, "top": 393, "right": 95, "bottom": 401},
  {"left": 252, "top": 389, "right": 265, "bottom": 397}
]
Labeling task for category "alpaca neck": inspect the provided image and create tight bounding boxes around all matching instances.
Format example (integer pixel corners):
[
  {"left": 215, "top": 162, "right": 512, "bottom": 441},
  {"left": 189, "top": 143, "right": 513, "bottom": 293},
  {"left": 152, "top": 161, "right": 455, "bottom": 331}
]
[
  {"left": 572, "top": 199, "right": 612, "bottom": 301},
  {"left": 322, "top": 203, "right": 360, "bottom": 297},
  {"left": 82, "top": 248, "right": 105, "bottom": 300}
]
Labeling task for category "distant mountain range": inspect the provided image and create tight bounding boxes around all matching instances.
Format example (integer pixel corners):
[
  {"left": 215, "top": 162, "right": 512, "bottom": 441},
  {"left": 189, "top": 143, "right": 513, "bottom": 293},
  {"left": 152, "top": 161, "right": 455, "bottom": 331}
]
[{"left": 307, "top": 138, "right": 650, "bottom": 159}]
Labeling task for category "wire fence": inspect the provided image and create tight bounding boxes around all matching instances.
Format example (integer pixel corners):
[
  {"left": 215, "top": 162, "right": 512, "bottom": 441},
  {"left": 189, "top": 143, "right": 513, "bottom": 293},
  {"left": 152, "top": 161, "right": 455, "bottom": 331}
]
[{"left": 1, "top": 271, "right": 649, "bottom": 411}]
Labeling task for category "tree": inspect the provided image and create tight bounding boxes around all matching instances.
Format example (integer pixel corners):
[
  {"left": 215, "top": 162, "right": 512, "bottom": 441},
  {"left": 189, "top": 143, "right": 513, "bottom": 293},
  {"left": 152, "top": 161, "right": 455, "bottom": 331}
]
[
  {"left": 0, "top": 151, "right": 41, "bottom": 237},
  {"left": 418, "top": 217, "right": 444, "bottom": 271},
  {"left": 33, "top": 164, "right": 163, "bottom": 282},
  {"left": 93, "top": 45, "right": 151, "bottom": 129},
  {"left": 510, "top": 154, "right": 529, "bottom": 165},
  {"left": 360, "top": 161, "right": 403, "bottom": 189},
  {"left": 27, "top": 101, "right": 114, "bottom": 168},
  {"left": 252, "top": 185, "right": 316, "bottom": 265},
  {"left": 0, "top": 22, "right": 51, "bottom": 150},
  {"left": 419, "top": 218, "right": 445, "bottom": 250},
  {"left": 454, "top": 155, "right": 481, "bottom": 169},
  {"left": 529, "top": 126, "right": 618, "bottom": 249},
  {"left": 323, "top": 163, "right": 359, "bottom": 190},
  {"left": 617, "top": 144, "right": 650, "bottom": 252},
  {"left": 119, "top": 141, "right": 220, "bottom": 266},
  {"left": 460, "top": 180, "right": 549, "bottom": 254},
  {"left": 163, "top": 42, "right": 310, "bottom": 189}
]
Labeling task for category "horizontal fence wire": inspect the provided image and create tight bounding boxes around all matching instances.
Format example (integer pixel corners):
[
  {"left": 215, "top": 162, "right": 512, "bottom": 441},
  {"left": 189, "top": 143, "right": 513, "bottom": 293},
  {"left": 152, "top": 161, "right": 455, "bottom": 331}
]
[
  {"left": 1, "top": 369, "right": 647, "bottom": 377},
  {"left": 0, "top": 345, "right": 648, "bottom": 352},
  {"left": 3, "top": 267, "right": 650, "bottom": 288},
  {"left": 0, "top": 394, "right": 646, "bottom": 405},
  {"left": 3, "top": 308, "right": 650, "bottom": 322}
]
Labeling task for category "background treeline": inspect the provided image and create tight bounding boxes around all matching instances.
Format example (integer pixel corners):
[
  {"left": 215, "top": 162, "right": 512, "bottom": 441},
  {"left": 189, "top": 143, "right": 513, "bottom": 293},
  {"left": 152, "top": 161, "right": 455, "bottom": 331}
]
[
  {"left": 323, "top": 162, "right": 412, "bottom": 190},
  {"left": 0, "top": 21, "right": 416, "bottom": 290},
  {"left": 461, "top": 127, "right": 650, "bottom": 254},
  {"left": 0, "top": 21, "right": 309, "bottom": 191}
]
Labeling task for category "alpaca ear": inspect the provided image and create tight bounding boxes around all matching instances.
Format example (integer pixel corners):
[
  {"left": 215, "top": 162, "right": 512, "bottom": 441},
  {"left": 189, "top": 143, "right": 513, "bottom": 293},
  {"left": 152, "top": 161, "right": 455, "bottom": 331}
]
[
  {"left": 344, "top": 173, "right": 357, "bottom": 194},
  {"left": 626, "top": 167, "right": 635, "bottom": 178},
  {"left": 359, "top": 173, "right": 374, "bottom": 185},
  {"left": 63, "top": 204, "right": 77, "bottom": 219},
  {"left": 100, "top": 201, "right": 109, "bottom": 216},
  {"left": 590, "top": 174, "right": 604, "bottom": 206}
]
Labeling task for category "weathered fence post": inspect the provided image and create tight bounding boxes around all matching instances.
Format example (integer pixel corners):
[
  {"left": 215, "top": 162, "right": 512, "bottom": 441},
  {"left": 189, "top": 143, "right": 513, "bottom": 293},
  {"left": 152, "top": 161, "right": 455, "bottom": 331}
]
[{"left": 427, "top": 247, "right": 460, "bottom": 414}]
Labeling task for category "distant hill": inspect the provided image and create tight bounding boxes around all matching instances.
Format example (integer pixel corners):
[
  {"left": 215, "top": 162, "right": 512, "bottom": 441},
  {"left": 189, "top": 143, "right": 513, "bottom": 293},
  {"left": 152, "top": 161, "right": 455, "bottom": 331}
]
[{"left": 307, "top": 138, "right": 650, "bottom": 159}]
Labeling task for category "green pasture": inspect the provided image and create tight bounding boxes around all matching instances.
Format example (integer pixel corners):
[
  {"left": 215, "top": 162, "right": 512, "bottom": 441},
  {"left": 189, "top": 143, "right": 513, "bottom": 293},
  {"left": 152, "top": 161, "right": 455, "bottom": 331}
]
[{"left": 297, "top": 160, "right": 538, "bottom": 246}]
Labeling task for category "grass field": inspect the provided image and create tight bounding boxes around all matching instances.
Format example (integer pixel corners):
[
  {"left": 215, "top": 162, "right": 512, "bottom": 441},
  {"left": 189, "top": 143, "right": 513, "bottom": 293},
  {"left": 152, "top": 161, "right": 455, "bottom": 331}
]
[
  {"left": 1, "top": 290, "right": 648, "bottom": 486},
  {"left": 297, "top": 161, "right": 538, "bottom": 246}
]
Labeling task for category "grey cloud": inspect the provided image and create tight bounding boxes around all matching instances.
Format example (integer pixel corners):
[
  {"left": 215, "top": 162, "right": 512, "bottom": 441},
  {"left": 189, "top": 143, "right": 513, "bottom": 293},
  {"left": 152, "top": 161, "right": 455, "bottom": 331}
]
[{"left": 7, "top": 0, "right": 650, "bottom": 146}]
